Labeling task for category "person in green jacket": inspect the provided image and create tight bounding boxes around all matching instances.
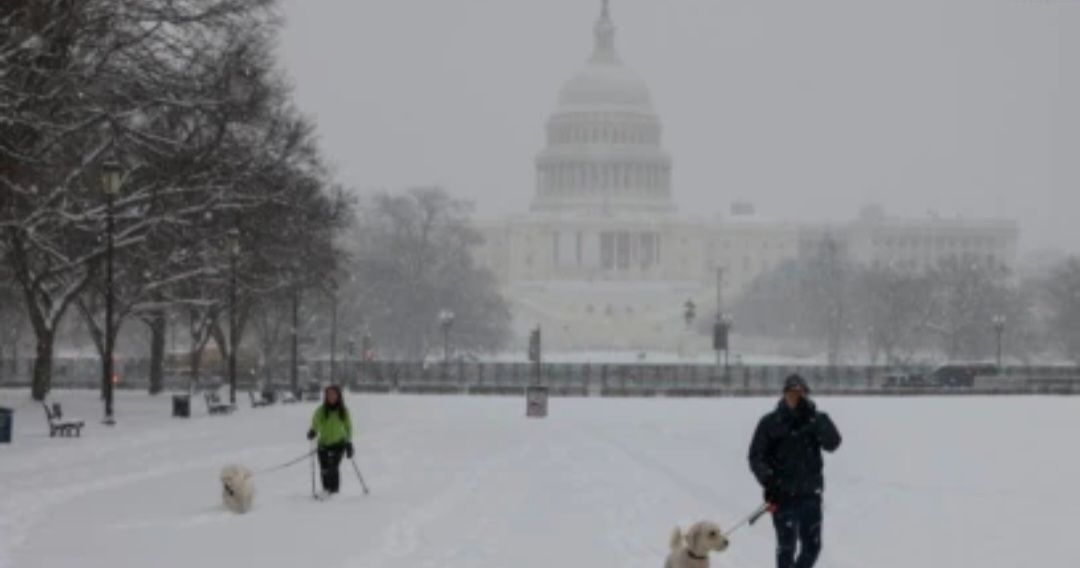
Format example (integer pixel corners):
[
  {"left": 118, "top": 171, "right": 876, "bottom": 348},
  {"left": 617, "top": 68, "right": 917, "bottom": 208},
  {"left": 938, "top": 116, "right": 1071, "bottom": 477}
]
[{"left": 306, "top": 385, "right": 354, "bottom": 496}]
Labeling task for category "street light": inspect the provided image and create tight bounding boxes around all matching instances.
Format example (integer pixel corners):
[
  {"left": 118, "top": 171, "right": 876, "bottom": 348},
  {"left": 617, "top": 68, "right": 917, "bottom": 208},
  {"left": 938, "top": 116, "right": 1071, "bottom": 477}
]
[
  {"left": 992, "top": 315, "right": 1006, "bottom": 369},
  {"left": 101, "top": 160, "right": 122, "bottom": 427},
  {"left": 714, "top": 314, "right": 733, "bottom": 375},
  {"left": 439, "top": 310, "right": 455, "bottom": 380},
  {"left": 360, "top": 332, "right": 373, "bottom": 385},
  {"left": 683, "top": 299, "right": 696, "bottom": 329},
  {"left": 226, "top": 228, "right": 240, "bottom": 405}
]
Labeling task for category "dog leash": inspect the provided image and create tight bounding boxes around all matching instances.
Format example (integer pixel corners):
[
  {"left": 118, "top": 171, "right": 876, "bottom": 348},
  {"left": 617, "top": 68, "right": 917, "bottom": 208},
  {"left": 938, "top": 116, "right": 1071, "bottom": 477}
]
[
  {"left": 723, "top": 503, "right": 774, "bottom": 538},
  {"left": 254, "top": 450, "right": 317, "bottom": 475}
]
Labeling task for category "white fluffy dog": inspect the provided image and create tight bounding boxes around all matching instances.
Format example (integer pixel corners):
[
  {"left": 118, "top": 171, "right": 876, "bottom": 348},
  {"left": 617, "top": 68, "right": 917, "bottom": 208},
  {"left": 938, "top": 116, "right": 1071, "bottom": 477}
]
[
  {"left": 664, "top": 521, "right": 730, "bottom": 568},
  {"left": 220, "top": 464, "right": 255, "bottom": 514}
]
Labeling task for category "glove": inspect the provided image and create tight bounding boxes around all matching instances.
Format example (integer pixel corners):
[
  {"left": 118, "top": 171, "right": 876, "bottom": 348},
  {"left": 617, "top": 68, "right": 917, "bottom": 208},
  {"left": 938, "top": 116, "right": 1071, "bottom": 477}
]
[
  {"left": 344, "top": 442, "right": 354, "bottom": 459},
  {"left": 763, "top": 479, "right": 781, "bottom": 505},
  {"left": 796, "top": 398, "right": 818, "bottom": 424},
  {"left": 306, "top": 429, "right": 316, "bottom": 441}
]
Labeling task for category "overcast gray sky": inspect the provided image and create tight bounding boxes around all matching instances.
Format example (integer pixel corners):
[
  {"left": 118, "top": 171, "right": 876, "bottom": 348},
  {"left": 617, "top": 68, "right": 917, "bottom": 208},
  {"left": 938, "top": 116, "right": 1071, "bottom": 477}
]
[{"left": 278, "top": 0, "right": 1079, "bottom": 253}]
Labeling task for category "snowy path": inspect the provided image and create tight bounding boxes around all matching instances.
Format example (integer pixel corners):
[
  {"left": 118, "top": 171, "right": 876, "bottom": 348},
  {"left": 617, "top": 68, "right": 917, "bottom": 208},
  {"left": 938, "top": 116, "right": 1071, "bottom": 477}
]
[{"left": 1, "top": 392, "right": 1078, "bottom": 567}]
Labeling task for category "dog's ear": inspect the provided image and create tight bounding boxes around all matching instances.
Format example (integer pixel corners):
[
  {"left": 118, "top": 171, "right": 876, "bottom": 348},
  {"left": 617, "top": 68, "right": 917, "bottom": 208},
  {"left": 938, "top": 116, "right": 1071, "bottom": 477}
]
[
  {"left": 669, "top": 527, "right": 684, "bottom": 550},
  {"left": 686, "top": 524, "right": 702, "bottom": 552}
]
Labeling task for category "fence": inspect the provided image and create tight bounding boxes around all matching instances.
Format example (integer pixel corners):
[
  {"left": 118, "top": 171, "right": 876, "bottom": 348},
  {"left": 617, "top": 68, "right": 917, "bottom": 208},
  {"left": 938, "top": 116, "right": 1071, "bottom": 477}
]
[{"left": 3, "top": 358, "right": 1076, "bottom": 396}]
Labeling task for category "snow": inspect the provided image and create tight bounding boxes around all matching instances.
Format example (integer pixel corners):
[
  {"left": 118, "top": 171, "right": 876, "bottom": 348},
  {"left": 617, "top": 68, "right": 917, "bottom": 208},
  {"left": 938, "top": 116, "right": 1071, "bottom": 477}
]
[{"left": 0, "top": 391, "right": 1077, "bottom": 567}]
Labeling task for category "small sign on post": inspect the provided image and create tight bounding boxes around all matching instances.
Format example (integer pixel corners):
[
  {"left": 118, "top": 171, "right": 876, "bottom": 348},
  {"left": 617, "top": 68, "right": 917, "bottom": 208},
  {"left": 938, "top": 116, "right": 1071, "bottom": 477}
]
[
  {"left": 526, "top": 386, "right": 548, "bottom": 418},
  {"left": 526, "top": 325, "right": 546, "bottom": 418}
]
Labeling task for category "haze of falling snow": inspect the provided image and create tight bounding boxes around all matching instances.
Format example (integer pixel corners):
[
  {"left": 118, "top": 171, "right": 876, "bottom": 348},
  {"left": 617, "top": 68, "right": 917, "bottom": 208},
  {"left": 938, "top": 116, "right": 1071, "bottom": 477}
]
[{"left": 278, "top": 0, "right": 1079, "bottom": 253}]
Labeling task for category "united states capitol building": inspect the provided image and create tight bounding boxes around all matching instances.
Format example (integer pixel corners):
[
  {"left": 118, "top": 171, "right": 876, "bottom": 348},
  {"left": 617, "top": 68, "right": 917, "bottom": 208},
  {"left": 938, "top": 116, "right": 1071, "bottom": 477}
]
[{"left": 474, "top": 1, "right": 1018, "bottom": 353}]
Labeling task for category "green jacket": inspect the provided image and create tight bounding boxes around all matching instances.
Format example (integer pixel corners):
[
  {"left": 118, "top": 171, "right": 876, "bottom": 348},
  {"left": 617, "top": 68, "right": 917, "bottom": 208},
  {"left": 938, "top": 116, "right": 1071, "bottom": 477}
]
[{"left": 311, "top": 406, "right": 352, "bottom": 447}]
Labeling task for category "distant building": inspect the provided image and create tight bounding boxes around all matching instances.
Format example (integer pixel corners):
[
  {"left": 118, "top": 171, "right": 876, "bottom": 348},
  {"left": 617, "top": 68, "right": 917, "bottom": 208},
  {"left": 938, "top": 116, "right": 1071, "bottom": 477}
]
[{"left": 474, "top": 1, "right": 1018, "bottom": 352}]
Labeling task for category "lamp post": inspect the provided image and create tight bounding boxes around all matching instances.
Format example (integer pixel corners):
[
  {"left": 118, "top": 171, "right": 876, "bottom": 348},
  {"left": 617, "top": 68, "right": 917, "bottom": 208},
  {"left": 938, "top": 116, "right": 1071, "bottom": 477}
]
[
  {"left": 101, "top": 160, "right": 122, "bottom": 426},
  {"left": 359, "top": 332, "right": 373, "bottom": 385},
  {"left": 226, "top": 228, "right": 240, "bottom": 405},
  {"left": 439, "top": 310, "right": 455, "bottom": 380},
  {"left": 713, "top": 314, "right": 733, "bottom": 376},
  {"left": 992, "top": 315, "right": 1006, "bottom": 369}
]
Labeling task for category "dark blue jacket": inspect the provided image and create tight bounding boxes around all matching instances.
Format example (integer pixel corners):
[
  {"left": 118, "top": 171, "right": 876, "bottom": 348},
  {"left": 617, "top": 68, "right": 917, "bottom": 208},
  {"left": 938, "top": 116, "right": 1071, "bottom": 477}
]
[{"left": 748, "top": 400, "right": 842, "bottom": 501}]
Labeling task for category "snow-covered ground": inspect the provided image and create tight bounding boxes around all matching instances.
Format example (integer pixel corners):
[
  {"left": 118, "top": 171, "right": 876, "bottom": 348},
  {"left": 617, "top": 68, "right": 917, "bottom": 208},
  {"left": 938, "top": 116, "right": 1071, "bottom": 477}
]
[{"left": 0, "top": 390, "right": 1076, "bottom": 567}]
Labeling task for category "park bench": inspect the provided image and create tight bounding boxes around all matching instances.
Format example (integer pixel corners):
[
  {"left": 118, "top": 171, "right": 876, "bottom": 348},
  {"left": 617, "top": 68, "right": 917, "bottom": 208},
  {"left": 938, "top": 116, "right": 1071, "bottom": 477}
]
[
  {"left": 204, "top": 392, "right": 236, "bottom": 415},
  {"left": 42, "top": 402, "right": 84, "bottom": 437},
  {"left": 249, "top": 390, "right": 273, "bottom": 408}
]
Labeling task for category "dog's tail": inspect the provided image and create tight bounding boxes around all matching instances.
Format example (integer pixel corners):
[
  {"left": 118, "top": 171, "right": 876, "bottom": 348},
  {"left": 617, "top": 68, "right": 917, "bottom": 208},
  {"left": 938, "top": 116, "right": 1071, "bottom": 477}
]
[{"left": 669, "top": 527, "right": 684, "bottom": 551}]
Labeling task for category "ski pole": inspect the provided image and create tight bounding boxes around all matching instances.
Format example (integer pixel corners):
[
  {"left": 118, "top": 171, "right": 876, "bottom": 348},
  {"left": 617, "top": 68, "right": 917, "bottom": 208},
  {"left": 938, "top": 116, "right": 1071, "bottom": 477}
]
[
  {"left": 310, "top": 442, "right": 318, "bottom": 498},
  {"left": 349, "top": 457, "right": 370, "bottom": 495},
  {"left": 723, "top": 503, "right": 774, "bottom": 538}
]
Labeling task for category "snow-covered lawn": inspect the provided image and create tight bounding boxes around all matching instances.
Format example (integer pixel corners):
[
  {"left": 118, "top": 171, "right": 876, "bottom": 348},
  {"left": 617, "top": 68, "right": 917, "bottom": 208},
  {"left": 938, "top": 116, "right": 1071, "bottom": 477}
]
[{"left": 0, "top": 391, "right": 1076, "bottom": 567}]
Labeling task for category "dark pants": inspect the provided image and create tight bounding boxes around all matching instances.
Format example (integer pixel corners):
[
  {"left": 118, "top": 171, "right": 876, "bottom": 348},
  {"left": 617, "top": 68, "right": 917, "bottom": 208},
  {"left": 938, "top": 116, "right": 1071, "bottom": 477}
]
[
  {"left": 773, "top": 496, "right": 823, "bottom": 568},
  {"left": 317, "top": 443, "right": 345, "bottom": 493}
]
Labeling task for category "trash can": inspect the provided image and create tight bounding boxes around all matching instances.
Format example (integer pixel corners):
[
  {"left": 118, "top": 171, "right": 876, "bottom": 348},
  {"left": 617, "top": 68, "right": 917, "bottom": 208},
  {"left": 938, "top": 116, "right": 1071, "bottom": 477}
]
[
  {"left": 525, "top": 386, "right": 548, "bottom": 419},
  {"left": 172, "top": 395, "right": 191, "bottom": 418},
  {"left": 0, "top": 407, "right": 13, "bottom": 443},
  {"left": 261, "top": 388, "right": 277, "bottom": 404}
]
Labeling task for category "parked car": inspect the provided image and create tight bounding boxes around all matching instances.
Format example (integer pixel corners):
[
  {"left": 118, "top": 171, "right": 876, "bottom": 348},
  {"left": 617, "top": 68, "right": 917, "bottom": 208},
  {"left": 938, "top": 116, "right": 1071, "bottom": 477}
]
[
  {"left": 882, "top": 371, "right": 927, "bottom": 388},
  {"left": 929, "top": 363, "right": 999, "bottom": 388}
]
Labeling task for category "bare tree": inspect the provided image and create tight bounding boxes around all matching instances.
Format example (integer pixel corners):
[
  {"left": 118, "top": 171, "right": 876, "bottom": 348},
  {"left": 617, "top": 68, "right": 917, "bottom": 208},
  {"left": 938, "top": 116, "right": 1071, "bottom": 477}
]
[
  {"left": 347, "top": 188, "right": 511, "bottom": 361},
  {"left": 801, "top": 236, "right": 854, "bottom": 365},
  {"left": 0, "top": 265, "right": 28, "bottom": 382},
  {"left": 1, "top": 0, "right": 275, "bottom": 398},
  {"left": 857, "top": 265, "right": 934, "bottom": 365},
  {"left": 2, "top": 0, "right": 354, "bottom": 399},
  {"left": 1043, "top": 257, "right": 1080, "bottom": 363},
  {"left": 925, "top": 256, "right": 1017, "bottom": 361}
]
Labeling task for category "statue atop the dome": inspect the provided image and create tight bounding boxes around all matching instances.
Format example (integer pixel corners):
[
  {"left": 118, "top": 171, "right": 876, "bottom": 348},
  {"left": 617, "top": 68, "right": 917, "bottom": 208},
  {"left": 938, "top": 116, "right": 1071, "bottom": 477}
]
[{"left": 592, "top": 0, "right": 619, "bottom": 64}]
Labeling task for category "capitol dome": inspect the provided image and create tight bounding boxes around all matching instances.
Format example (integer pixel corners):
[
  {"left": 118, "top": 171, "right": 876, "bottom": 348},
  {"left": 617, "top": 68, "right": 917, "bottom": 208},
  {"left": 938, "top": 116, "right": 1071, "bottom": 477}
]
[
  {"left": 557, "top": 64, "right": 653, "bottom": 113},
  {"left": 532, "top": 0, "right": 674, "bottom": 215}
]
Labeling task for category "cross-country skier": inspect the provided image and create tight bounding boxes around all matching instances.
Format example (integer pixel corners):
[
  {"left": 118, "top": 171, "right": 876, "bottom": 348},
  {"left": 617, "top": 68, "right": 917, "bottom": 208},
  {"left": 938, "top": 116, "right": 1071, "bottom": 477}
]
[
  {"left": 306, "top": 385, "right": 353, "bottom": 498},
  {"left": 748, "top": 374, "right": 842, "bottom": 568}
]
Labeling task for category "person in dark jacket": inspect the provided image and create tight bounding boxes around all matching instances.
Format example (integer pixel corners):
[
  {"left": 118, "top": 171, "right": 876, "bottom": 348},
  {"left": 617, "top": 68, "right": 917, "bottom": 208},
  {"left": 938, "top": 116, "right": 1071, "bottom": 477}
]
[
  {"left": 748, "top": 374, "right": 842, "bottom": 568},
  {"left": 306, "top": 385, "right": 354, "bottom": 498}
]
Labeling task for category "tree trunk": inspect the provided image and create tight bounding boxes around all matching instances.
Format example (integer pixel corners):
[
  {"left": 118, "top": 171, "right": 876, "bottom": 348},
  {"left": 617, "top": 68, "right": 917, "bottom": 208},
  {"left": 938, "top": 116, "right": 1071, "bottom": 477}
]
[
  {"left": 31, "top": 331, "right": 54, "bottom": 401},
  {"left": 189, "top": 344, "right": 203, "bottom": 393},
  {"left": 291, "top": 287, "right": 300, "bottom": 391},
  {"left": 12, "top": 339, "right": 18, "bottom": 383},
  {"left": 147, "top": 311, "right": 166, "bottom": 395}
]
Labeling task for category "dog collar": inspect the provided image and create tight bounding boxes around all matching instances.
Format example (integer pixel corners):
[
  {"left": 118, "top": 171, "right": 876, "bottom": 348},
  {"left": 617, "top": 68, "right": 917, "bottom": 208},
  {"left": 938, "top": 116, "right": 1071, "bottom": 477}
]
[{"left": 686, "top": 550, "right": 707, "bottom": 561}]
